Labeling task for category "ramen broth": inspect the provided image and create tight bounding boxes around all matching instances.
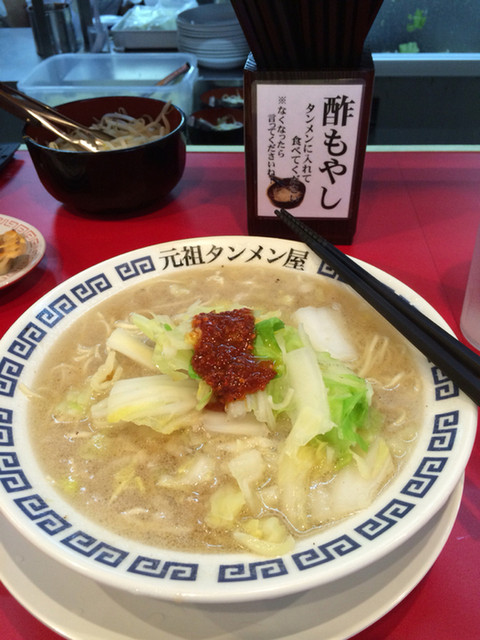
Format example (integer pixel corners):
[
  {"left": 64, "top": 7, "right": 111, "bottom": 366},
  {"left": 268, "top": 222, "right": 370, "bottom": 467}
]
[{"left": 29, "top": 264, "right": 424, "bottom": 554}]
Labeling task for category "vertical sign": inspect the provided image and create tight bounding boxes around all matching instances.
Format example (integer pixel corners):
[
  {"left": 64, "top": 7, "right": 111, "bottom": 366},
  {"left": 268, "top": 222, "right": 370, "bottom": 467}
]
[{"left": 256, "top": 81, "right": 365, "bottom": 219}]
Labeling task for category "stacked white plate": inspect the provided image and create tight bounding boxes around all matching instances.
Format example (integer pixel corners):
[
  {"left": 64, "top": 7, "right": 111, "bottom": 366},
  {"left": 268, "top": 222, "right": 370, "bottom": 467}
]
[{"left": 176, "top": 3, "right": 249, "bottom": 70}]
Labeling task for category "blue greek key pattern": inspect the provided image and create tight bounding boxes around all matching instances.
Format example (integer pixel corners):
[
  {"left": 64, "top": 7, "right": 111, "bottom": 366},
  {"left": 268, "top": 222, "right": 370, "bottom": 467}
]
[
  {"left": 14, "top": 494, "right": 71, "bottom": 535},
  {"left": 0, "top": 452, "right": 30, "bottom": 492},
  {"left": 36, "top": 294, "right": 77, "bottom": 328},
  {"left": 431, "top": 366, "right": 459, "bottom": 400},
  {"left": 61, "top": 531, "right": 128, "bottom": 567},
  {"left": 115, "top": 256, "right": 156, "bottom": 281},
  {"left": 128, "top": 556, "right": 198, "bottom": 581},
  {"left": 71, "top": 273, "right": 112, "bottom": 302},
  {"left": 355, "top": 498, "right": 415, "bottom": 540},
  {"left": 0, "top": 408, "right": 13, "bottom": 445},
  {"left": 7, "top": 323, "right": 47, "bottom": 360},
  {"left": 292, "top": 534, "right": 360, "bottom": 571},
  {"left": 218, "top": 558, "right": 287, "bottom": 582},
  {"left": 0, "top": 240, "right": 470, "bottom": 593},
  {"left": 0, "top": 357, "right": 23, "bottom": 398},
  {"left": 317, "top": 260, "right": 339, "bottom": 280},
  {"left": 401, "top": 456, "right": 447, "bottom": 498},
  {"left": 429, "top": 411, "right": 458, "bottom": 451}
]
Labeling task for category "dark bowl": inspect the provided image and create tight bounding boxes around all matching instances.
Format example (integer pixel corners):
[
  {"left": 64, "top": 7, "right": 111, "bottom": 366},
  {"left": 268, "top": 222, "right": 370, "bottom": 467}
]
[
  {"left": 23, "top": 96, "right": 186, "bottom": 214},
  {"left": 266, "top": 176, "right": 306, "bottom": 209},
  {"left": 187, "top": 107, "right": 243, "bottom": 146},
  {"left": 200, "top": 86, "right": 244, "bottom": 109}
]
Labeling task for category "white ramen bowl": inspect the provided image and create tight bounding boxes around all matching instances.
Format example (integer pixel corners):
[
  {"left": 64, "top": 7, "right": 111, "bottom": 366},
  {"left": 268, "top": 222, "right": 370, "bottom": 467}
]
[{"left": 0, "top": 236, "right": 477, "bottom": 603}]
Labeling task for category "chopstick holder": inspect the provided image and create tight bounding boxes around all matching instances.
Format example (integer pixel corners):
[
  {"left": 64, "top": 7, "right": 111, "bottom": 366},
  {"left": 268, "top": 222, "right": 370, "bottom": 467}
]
[
  {"left": 232, "top": 1, "right": 383, "bottom": 244},
  {"left": 274, "top": 207, "right": 480, "bottom": 407},
  {"left": 243, "top": 54, "right": 374, "bottom": 244}
]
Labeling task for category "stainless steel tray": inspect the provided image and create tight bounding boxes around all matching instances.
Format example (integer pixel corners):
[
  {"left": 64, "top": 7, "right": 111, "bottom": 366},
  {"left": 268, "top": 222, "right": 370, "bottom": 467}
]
[{"left": 111, "top": 27, "right": 178, "bottom": 51}]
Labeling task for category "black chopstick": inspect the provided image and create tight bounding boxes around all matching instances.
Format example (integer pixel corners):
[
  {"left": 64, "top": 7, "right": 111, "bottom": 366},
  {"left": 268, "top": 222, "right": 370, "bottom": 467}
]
[{"left": 274, "top": 208, "right": 480, "bottom": 406}]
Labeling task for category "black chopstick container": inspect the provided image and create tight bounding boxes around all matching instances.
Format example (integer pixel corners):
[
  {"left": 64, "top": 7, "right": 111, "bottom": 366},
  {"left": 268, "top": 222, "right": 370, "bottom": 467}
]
[{"left": 232, "top": 0, "right": 382, "bottom": 244}]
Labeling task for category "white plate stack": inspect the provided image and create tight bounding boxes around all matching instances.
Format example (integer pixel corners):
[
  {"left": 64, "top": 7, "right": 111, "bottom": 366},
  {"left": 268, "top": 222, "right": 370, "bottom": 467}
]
[{"left": 176, "top": 3, "right": 249, "bottom": 70}]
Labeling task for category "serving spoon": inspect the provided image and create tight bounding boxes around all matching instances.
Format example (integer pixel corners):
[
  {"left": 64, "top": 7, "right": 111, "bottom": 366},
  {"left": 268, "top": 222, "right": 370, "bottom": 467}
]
[{"left": 0, "top": 82, "right": 113, "bottom": 152}]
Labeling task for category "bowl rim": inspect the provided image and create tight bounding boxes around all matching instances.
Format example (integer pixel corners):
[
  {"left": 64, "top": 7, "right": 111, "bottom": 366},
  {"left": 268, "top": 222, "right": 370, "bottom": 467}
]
[
  {"left": 0, "top": 235, "right": 477, "bottom": 603},
  {"left": 22, "top": 95, "right": 186, "bottom": 155}
]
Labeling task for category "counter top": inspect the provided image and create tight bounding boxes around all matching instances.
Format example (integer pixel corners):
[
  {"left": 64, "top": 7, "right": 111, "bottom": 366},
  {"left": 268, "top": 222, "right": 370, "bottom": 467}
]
[{"left": 0, "top": 148, "right": 479, "bottom": 639}]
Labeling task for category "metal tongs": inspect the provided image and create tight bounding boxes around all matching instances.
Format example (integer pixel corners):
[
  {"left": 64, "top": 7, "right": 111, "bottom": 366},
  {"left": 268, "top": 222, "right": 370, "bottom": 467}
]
[{"left": 0, "top": 82, "right": 112, "bottom": 152}]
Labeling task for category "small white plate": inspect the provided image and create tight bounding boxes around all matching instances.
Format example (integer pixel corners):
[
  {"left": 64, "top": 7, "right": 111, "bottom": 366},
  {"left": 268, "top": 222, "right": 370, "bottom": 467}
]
[
  {"left": 0, "top": 214, "right": 46, "bottom": 289},
  {"left": 0, "top": 481, "right": 463, "bottom": 640}
]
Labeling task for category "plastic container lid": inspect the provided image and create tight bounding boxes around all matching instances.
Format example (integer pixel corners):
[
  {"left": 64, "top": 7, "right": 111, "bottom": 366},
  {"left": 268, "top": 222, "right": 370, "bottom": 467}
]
[{"left": 18, "top": 52, "right": 198, "bottom": 115}]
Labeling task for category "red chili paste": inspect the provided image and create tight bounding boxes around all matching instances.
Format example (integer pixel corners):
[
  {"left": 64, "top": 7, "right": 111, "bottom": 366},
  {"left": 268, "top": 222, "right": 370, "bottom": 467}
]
[{"left": 190, "top": 308, "right": 276, "bottom": 406}]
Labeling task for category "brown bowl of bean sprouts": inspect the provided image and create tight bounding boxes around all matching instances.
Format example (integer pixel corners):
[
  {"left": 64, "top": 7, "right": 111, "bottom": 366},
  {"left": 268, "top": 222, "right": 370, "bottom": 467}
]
[{"left": 23, "top": 96, "right": 186, "bottom": 214}]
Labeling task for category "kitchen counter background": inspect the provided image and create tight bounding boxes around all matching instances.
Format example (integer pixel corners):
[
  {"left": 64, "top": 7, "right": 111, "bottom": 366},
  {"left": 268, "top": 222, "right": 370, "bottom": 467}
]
[{"left": 1, "top": 27, "right": 480, "bottom": 146}]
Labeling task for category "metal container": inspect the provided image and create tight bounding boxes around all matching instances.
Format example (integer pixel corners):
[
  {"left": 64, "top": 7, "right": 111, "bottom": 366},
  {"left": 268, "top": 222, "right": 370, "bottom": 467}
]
[{"left": 27, "top": 2, "right": 79, "bottom": 58}]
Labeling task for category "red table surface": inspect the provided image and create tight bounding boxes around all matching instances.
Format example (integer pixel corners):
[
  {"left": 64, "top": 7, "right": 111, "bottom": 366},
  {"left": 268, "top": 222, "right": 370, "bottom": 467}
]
[{"left": 0, "top": 150, "right": 479, "bottom": 640}]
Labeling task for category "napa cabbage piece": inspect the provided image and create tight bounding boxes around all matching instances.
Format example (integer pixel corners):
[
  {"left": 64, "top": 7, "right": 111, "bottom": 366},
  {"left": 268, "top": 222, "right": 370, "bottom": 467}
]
[
  {"left": 228, "top": 449, "right": 265, "bottom": 513},
  {"left": 233, "top": 516, "right": 295, "bottom": 556},
  {"left": 78, "top": 433, "right": 110, "bottom": 460},
  {"left": 282, "top": 345, "right": 335, "bottom": 455},
  {"left": 157, "top": 453, "right": 215, "bottom": 489},
  {"left": 53, "top": 351, "right": 122, "bottom": 422},
  {"left": 53, "top": 387, "right": 93, "bottom": 422},
  {"left": 189, "top": 368, "right": 214, "bottom": 410},
  {"left": 253, "top": 315, "right": 375, "bottom": 466},
  {"left": 277, "top": 445, "right": 319, "bottom": 530},
  {"left": 293, "top": 306, "right": 357, "bottom": 361},
  {"left": 110, "top": 456, "right": 146, "bottom": 503},
  {"left": 240, "top": 317, "right": 299, "bottom": 428},
  {"left": 99, "top": 374, "right": 199, "bottom": 434},
  {"left": 206, "top": 485, "right": 246, "bottom": 529},
  {"left": 90, "top": 350, "right": 124, "bottom": 392},
  {"left": 106, "top": 327, "right": 156, "bottom": 371},
  {"left": 326, "top": 438, "right": 395, "bottom": 515},
  {"left": 315, "top": 351, "right": 378, "bottom": 467},
  {"left": 54, "top": 475, "right": 80, "bottom": 496},
  {"left": 129, "top": 302, "right": 229, "bottom": 381},
  {"left": 130, "top": 312, "right": 194, "bottom": 380}
]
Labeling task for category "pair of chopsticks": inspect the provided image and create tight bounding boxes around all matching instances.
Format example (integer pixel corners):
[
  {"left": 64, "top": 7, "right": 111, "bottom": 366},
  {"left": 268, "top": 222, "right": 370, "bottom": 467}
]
[
  {"left": 231, "top": 0, "right": 384, "bottom": 69},
  {"left": 155, "top": 62, "right": 191, "bottom": 87},
  {"left": 142, "top": 62, "right": 191, "bottom": 98},
  {"left": 274, "top": 208, "right": 480, "bottom": 407}
]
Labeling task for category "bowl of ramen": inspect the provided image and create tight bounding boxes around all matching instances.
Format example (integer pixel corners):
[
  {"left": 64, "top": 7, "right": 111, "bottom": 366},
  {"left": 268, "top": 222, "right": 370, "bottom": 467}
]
[
  {"left": 23, "top": 96, "right": 186, "bottom": 214},
  {"left": 0, "top": 235, "right": 476, "bottom": 604}
]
